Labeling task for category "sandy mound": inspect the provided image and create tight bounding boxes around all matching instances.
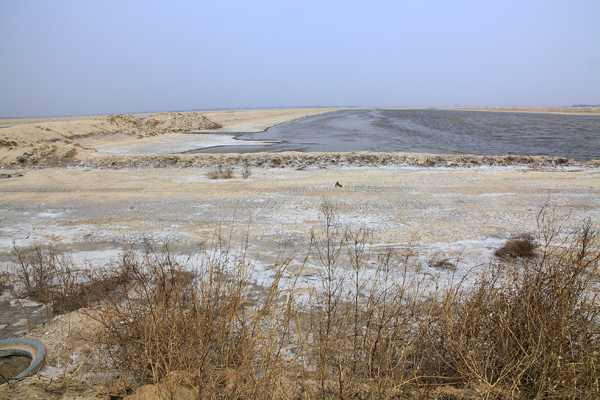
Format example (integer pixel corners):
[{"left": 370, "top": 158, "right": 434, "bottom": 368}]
[
  {"left": 142, "top": 112, "right": 223, "bottom": 133},
  {"left": 0, "top": 112, "right": 222, "bottom": 165},
  {"left": 103, "top": 112, "right": 222, "bottom": 136},
  {"left": 103, "top": 114, "right": 144, "bottom": 134}
]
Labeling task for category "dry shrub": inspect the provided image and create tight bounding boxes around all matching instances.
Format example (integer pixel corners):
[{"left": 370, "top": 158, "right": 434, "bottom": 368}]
[
  {"left": 427, "top": 218, "right": 600, "bottom": 398},
  {"left": 7, "top": 243, "right": 142, "bottom": 326},
  {"left": 4, "top": 204, "right": 599, "bottom": 399},
  {"left": 0, "top": 270, "right": 10, "bottom": 295},
  {"left": 429, "top": 251, "right": 458, "bottom": 271},
  {"left": 301, "top": 201, "right": 431, "bottom": 399},
  {"left": 241, "top": 164, "right": 251, "bottom": 179},
  {"left": 89, "top": 238, "right": 300, "bottom": 399},
  {"left": 495, "top": 233, "right": 537, "bottom": 259},
  {"left": 205, "top": 163, "right": 235, "bottom": 179},
  {"left": 292, "top": 203, "right": 599, "bottom": 399},
  {"left": 9, "top": 243, "right": 92, "bottom": 317}
]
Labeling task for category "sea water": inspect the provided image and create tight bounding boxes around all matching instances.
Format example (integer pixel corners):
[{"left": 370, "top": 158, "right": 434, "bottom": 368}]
[{"left": 190, "top": 109, "right": 600, "bottom": 161}]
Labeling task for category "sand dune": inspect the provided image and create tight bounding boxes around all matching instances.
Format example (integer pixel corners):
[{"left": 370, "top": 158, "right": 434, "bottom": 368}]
[{"left": 0, "top": 108, "right": 338, "bottom": 166}]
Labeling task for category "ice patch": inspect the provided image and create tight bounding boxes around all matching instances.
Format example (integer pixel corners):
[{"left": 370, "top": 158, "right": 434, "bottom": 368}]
[
  {"left": 480, "top": 192, "right": 516, "bottom": 197},
  {"left": 37, "top": 211, "right": 64, "bottom": 218}
]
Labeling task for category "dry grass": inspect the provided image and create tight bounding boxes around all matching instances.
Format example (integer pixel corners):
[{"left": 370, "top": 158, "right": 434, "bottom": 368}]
[
  {"left": 428, "top": 225, "right": 600, "bottom": 398},
  {"left": 241, "top": 164, "right": 252, "bottom": 179},
  {"left": 85, "top": 238, "right": 302, "bottom": 398},
  {"left": 205, "top": 163, "right": 235, "bottom": 179},
  {"left": 5, "top": 205, "right": 600, "bottom": 399},
  {"left": 9, "top": 243, "right": 93, "bottom": 318}
]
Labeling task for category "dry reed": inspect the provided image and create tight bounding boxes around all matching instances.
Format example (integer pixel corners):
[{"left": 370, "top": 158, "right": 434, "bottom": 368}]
[{"left": 4, "top": 204, "right": 599, "bottom": 399}]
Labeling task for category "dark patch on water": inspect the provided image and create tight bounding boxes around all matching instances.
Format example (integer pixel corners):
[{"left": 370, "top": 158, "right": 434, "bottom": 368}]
[{"left": 187, "top": 109, "right": 600, "bottom": 161}]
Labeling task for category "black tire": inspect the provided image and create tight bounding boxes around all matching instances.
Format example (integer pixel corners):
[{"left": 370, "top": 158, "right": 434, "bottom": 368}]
[{"left": 0, "top": 337, "right": 46, "bottom": 383}]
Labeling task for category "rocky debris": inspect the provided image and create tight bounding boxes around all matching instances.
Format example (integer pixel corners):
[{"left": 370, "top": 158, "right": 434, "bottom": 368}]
[
  {"left": 0, "top": 139, "right": 19, "bottom": 148},
  {"left": 0, "top": 172, "right": 22, "bottom": 179},
  {"left": 2, "top": 143, "right": 97, "bottom": 167}
]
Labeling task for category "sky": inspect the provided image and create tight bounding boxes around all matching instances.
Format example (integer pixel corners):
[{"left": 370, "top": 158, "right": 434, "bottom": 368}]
[{"left": 1, "top": 1, "right": 599, "bottom": 118}]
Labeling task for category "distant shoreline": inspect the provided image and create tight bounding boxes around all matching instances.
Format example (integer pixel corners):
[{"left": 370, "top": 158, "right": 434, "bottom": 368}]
[
  {"left": 2, "top": 106, "right": 599, "bottom": 126},
  {"left": 433, "top": 106, "right": 600, "bottom": 116}
]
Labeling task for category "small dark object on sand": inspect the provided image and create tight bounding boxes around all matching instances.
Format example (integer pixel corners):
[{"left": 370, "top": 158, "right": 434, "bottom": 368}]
[{"left": 335, "top": 181, "right": 343, "bottom": 188}]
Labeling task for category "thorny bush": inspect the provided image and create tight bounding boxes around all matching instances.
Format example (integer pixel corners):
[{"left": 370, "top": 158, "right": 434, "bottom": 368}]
[{"left": 4, "top": 204, "right": 599, "bottom": 399}]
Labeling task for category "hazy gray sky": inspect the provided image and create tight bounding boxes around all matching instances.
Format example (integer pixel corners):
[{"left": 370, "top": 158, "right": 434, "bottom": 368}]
[{"left": 1, "top": 1, "right": 599, "bottom": 118}]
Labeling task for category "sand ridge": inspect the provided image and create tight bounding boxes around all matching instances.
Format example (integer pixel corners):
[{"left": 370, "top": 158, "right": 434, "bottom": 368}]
[{"left": 0, "top": 108, "right": 339, "bottom": 166}]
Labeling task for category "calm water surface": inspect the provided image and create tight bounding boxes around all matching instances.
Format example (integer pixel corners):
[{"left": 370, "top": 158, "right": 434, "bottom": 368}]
[{"left": 191, "top": 110, "right": 600, "bottom": 161}]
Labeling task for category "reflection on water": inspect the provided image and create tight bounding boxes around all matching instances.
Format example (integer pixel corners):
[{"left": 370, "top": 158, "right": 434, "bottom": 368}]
[{"left": 190, "top": 109, "right": 600, "bottom": 161}]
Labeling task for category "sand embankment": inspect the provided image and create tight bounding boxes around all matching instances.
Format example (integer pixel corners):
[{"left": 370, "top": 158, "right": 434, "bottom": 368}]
[
  {"left": 0, "top": 108, "right": 339, "bottom": 166},
  {"left": 0, "top": 111, "right": 221, "bottom": 165}
]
